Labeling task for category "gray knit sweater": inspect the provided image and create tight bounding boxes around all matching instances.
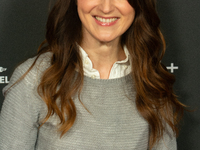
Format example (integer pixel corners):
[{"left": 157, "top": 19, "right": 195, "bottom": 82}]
[{"left": 0, "top": 53, "right": 176, "bottom": 150}]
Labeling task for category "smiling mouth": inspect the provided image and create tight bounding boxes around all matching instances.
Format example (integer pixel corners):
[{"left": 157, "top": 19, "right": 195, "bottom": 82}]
[{"left": 94, "top": 16, "right": 118, "bottom": 23}]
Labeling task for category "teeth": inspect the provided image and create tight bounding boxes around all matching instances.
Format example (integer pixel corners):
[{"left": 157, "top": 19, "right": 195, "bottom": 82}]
[{"left": 95, "top": 16, "right": 118, "bottom": 23}]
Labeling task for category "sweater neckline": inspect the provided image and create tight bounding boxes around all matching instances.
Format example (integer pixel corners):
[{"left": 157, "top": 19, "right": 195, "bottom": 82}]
[{"left": 83, "top": 73, "right": 133, "bottom": 87}]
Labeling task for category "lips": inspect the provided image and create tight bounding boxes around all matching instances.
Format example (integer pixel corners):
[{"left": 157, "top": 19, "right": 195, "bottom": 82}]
[
  {"left": 95, "top": 16, "right": 118, "bottom": 23},
  {"left": 94, "top": 16, "right": 119, "bottom": 26}
]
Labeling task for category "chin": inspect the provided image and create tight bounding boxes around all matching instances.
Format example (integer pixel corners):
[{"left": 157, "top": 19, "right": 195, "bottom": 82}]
[{"left": 96, "top": 35, "right": 118, "bottom": 43}]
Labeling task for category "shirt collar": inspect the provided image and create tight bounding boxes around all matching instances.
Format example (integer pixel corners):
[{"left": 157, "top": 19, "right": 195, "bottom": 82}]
[
  {"left": 79, "top": 45, "right": 131, "bottom": 65},
  {"left": 78, "top": 45, "right": 131, "bottom": 79}
]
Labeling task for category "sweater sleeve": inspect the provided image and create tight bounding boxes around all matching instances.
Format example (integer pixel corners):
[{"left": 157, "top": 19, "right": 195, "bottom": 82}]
[
  {"left": 0, "top": 56, "right": 48, "bottom": 150},
  {"left": 152, "top": 120, "right": 177, "bottom": 150}
]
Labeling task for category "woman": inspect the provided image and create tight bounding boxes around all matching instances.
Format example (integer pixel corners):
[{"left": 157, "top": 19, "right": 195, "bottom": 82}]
[{"left": 0, "top": 0, "right": 185, "bottom": 149}]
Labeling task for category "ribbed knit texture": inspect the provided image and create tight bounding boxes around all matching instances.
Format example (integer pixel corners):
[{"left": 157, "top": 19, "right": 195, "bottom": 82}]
[{"left": 0, "top": 53, "right": 177, "bottom": 150}]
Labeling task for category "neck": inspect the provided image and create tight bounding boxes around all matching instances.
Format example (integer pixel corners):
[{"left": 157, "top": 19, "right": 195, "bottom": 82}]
[{"left": 80, "top": 39, "right": 126, "bottom": 79}]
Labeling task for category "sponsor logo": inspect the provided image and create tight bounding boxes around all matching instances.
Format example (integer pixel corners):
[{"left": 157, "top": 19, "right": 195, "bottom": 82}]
[
  {"left": 0, "top": 66, "right": 9, "bottom": 84},
  {"left": 0, "top": 63, "right": 177, "bottom": 84},
  {"left": 0, "top": 76, "right": 9, "bottom": 84},
  {"left": 0, "top": 67, "right": 7, "bottom": 73},
  {"left": 166, "top": 63, "right": 178, "bottom": 73}
]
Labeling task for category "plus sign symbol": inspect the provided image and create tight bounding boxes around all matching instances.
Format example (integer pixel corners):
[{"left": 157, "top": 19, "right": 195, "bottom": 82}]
[{"left": 166, "top": 63, "right": 178, "bottom": 73}]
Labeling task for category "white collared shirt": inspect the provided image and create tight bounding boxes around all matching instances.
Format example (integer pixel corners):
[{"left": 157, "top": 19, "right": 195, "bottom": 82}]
[{"left": 79, "top": 45, "right": 132, "bottom": 79}]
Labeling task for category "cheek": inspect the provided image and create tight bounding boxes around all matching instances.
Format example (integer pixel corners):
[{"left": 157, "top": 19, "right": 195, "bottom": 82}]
[
  {"left": 121, "top": 5, "right": 135, "bottom": 32},
  {"left": 126, "top": 8, "right": 135, "bottom": 19},
  {"left": 118, "top": 3, "right": 135, "bottom": 19},
  {"left": 77, "top": 0, "right": 88, "bottom": 17},
  {"left": 125, "top": 8, "right": 135, "bottom": 25},
  {"left": 77, "top": 0, "right": 96, "bottom": 14},
  {"left": 128, "top": 9, "right": 135, "bottom": 21}
]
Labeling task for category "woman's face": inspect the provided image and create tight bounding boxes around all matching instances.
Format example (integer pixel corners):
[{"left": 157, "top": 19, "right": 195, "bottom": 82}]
[{"left": 77, "top": 0, "right": 135, "bottom": 43}]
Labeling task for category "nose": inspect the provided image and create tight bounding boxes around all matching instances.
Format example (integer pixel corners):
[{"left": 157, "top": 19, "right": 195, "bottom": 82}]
[{"left": 98, "top": 0, "right": 114, "bottom": 14}]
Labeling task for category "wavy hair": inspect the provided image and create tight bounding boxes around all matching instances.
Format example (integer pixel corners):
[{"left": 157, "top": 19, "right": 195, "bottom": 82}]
[{"left": 23, "top": 0, "right": 185, "bottom": 149}]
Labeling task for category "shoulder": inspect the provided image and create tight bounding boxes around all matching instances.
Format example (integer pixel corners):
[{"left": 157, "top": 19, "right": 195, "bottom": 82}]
[
  {"left": 3, "top": 52, "right": 52, "bottom": 93},
  {"left": 0, "top": 53, "right": 53, "bottom": 146},
  {"left": 18, "top": 52, "right": 52, "bottom": 75}
]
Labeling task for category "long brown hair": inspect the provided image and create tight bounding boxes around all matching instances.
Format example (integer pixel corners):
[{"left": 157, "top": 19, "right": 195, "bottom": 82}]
[{"left": 19, "top": 0, "right": 185, "bottom": 149}]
